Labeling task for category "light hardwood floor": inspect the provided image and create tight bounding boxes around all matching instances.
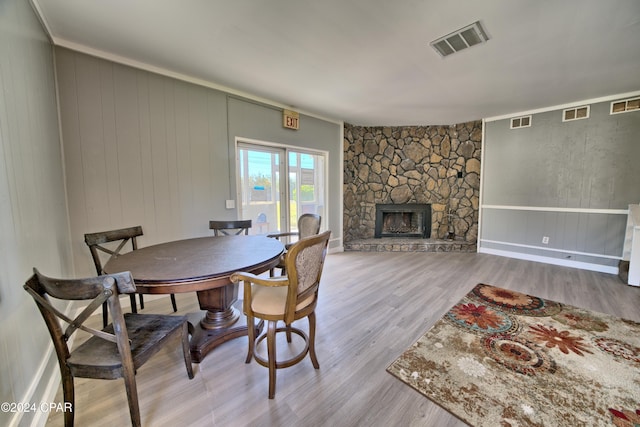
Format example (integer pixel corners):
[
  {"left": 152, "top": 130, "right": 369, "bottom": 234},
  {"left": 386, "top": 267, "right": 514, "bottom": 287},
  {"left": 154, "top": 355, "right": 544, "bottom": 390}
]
[{"left": 47, "top": 252, "right": 640, "bottom": 426}]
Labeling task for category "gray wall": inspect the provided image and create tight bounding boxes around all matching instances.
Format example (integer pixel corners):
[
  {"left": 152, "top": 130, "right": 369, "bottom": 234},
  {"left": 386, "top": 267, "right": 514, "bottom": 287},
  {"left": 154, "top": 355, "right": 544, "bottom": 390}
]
[
  {"left": 4, "top": 2, "right": 636, "bottom": 424},
  {"left": 480, "top": 99, "right": 640, "bottom": 270},
  {"left": 0, "top": 1, "right": 72, "bottom": 426},
  {"left": 54, "top": 48, "right": 343, "bottom": 279}
]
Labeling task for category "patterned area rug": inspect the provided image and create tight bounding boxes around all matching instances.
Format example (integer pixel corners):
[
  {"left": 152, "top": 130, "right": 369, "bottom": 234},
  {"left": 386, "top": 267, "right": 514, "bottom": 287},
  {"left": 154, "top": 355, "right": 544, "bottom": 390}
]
[{"left": 387, "top": 284, "right": 640, "bottom": 426}]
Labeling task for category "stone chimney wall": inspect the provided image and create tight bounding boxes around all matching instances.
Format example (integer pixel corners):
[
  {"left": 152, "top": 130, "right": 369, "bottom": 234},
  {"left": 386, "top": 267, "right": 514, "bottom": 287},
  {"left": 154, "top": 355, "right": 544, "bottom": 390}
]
[{"left": 343, "top": 121, "right": 482, "bottom": 242}]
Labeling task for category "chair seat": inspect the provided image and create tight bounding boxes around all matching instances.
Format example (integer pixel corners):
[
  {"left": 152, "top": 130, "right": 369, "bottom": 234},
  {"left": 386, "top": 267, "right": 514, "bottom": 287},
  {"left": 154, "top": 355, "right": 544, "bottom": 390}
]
[
  {"left": 68, "top": 313, "right": 187, "bottom": 379},
  {"left": 250, "top": 285, "right": 315, "bottom": 316}
]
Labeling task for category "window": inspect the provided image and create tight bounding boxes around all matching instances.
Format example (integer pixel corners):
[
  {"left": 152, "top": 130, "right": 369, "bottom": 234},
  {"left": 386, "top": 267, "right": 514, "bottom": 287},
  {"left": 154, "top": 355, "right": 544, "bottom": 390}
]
[{"left": 236, "top": 141, "right": 327, "bottom": 235}]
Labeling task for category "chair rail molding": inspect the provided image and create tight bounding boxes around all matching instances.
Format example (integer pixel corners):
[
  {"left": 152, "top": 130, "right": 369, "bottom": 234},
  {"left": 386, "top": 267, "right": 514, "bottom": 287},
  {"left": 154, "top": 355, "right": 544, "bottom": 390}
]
[{"left": 478, "top": 205, "right": 629, "bottom": 275}]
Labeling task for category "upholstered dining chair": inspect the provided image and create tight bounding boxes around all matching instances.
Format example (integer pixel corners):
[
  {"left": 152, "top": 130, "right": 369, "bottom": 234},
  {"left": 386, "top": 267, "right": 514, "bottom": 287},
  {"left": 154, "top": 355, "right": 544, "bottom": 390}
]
[
  {"left": 24, "top": 269, "right": 194, "bottom": 427},
  {"left": 267, "top": 213, "right": 321, "bottom": 276},
  {"left": 209, "top": 219, "right": 252, "bottom": 236},
  {"left": 230, "top": 230, "right": 331, "bottom": 399},
  {"left": 84, "top": 226, "right": 177, "bottom": 327}
]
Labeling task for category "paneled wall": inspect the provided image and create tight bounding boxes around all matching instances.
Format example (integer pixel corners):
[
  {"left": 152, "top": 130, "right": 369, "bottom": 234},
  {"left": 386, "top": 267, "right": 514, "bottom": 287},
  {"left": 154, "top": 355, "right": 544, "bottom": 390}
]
[
  {"left": 54, "top": 48, "right": 343, "bottom": 278},
  {"left": 0, "top": 2, "right": 72, "bottom": 426},
  {"left": 56, "top": 48, "right": 231, "bottom": 277},
  {"left": 480, "top": 96, "right": 640, "bottom": 272}
]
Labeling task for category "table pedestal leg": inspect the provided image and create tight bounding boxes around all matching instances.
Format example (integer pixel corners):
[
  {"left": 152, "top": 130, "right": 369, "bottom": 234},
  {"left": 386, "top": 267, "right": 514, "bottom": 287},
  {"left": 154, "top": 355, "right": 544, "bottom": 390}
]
[{"left": 187, "top": 283, "right": 262, "bottom": 363}]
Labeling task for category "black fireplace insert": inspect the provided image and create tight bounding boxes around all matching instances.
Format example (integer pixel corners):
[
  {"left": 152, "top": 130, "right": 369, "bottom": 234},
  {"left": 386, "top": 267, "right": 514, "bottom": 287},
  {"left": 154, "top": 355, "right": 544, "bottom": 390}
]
[{"left": 374, "top": 204, "right": 431, "bottom": 238}]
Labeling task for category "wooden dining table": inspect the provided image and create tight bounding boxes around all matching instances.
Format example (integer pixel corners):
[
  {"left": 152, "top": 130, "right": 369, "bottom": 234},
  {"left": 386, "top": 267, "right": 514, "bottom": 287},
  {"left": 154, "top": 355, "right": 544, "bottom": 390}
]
[{"left": 104, "top": 235, "right": 284, "bottom": 362}]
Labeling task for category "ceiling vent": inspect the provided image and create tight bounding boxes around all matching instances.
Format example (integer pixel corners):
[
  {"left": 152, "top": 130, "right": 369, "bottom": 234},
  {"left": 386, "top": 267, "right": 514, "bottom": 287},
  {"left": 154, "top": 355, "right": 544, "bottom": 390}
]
[{"left": 430, "top": 21, "right": 489, "bottom": 58}]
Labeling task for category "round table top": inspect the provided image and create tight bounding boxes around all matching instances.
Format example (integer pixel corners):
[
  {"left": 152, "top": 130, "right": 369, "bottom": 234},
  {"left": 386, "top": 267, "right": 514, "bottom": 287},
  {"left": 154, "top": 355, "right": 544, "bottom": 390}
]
[{"left": 104, "top": 235, "right": 284, "bottom": 293}]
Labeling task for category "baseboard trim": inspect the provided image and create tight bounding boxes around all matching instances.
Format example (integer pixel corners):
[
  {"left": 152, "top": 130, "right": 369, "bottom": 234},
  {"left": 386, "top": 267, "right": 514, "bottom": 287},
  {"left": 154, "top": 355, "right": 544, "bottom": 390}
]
[
  {"left": 10, "top": 326, "right": 61, "bottom": 427},
  {"left": 16, "top": 302, "right": 100, "bottom": 427},
  {"left": 479, "top": 247, "right": 619, "bottom": 275}
]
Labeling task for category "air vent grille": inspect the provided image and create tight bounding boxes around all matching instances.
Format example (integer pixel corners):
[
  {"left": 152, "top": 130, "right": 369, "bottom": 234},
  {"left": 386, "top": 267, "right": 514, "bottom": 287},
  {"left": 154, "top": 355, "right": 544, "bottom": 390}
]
[
  {"left": 431, "top": 21, "right": 489, "bottom": 58},
  {"left": 610, "top": 97, "right": 640, "bottom": 114},
  {"left": 563, "top": 106, "right": 590, "bottom": 122},
  {"left": 510, "top": 115, "right": 531, "bottom": 129}
]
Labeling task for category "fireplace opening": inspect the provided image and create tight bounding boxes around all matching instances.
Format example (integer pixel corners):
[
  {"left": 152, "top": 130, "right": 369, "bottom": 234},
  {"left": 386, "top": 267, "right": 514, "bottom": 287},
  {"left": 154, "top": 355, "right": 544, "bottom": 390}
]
[{"left": 375, "top": 204, "right": 431, "bottom": 238}]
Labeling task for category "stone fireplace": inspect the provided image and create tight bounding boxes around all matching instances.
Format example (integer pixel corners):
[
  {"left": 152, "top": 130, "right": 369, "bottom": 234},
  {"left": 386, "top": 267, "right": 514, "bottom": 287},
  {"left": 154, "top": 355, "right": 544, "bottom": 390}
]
[
  {"left": 375, "top": 204, "right": 431, "bottom": 238},
  {"left": 343, "top": 121, "right": 481, "bottom": 252}
]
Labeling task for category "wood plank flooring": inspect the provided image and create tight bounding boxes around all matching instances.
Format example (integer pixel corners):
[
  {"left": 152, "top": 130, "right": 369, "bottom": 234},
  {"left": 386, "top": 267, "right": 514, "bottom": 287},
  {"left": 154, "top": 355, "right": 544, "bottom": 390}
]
[{"left": 47, "top": 252, "right": 640, "bottom": 426}]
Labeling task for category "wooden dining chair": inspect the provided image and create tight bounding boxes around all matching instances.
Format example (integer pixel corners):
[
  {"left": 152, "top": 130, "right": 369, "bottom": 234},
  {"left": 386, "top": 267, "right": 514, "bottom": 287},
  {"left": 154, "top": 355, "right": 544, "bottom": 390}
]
[
  {"left": 231, "top": 230, "right": 331, "bottom": 398},
  {"left": 84, "top": 226, "right": 177, "bottom": 327},
  {"left": 24, "top": 269, "right": 194, "bottom": 427},
  {"left": 267, "top": 213, "right": 321, "bottom": 276},
  {"left": 209, "top": 219, "right": 252, "bottom": 236}
]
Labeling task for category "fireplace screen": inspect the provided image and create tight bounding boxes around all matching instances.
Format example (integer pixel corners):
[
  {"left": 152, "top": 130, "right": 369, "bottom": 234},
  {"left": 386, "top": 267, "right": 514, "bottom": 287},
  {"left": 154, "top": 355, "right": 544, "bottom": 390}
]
[{"left": 375, "top": 204, "right": 431, "bottom": 238}]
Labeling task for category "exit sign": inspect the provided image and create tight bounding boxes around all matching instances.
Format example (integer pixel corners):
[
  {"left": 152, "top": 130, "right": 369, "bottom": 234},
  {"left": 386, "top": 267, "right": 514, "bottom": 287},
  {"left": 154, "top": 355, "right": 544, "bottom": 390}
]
[{"left": 283, "top": 109, "right": 299, "bottom": 130}]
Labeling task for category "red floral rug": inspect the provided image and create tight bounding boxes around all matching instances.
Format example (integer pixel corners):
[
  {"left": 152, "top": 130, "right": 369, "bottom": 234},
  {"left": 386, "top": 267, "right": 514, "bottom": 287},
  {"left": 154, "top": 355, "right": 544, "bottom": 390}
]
[{"left": 387, "top": 284, "right": 640, "bottom": 426}]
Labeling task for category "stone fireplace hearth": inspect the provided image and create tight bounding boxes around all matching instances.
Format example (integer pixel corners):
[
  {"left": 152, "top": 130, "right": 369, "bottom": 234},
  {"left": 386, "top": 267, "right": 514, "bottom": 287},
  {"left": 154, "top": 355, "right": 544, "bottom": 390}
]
[{"left": 343, "top": 121, "right": 481, "bottom": 252}]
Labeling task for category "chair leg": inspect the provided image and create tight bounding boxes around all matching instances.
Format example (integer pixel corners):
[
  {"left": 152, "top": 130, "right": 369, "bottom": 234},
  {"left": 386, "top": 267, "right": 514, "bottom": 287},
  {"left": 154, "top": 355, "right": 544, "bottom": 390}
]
[
  {"left": 61, "top": 369, "right": 74, "bottom": 427},
  {"left": 245, "top": 314, "right": 255, "bottom": 364},
  {"left": 180, "top": 323, "right": 194, "bottom": 379},
  {"left": 122, "top": 364, "right": 142, "bottom": 427},
  {"left": 308, "top": 312, "right": 319, "bottom": 369},
  {"left": 285, "top": 324, "right": 292, "bottom": 343},
  {"left": 170, "top": 294, "right": 178, "bottom": 312},
  {"left": 138, "top": 294, "right": 144, "bottom": 310},
  {"left": 102, "top": 301, "right": 109, "bottom": 328},
  {"left": 267, "top": 320, "right": 277, "bottom": 399},
  {"left": 129, "top": 294, "right": 138, "bottom": 313}
]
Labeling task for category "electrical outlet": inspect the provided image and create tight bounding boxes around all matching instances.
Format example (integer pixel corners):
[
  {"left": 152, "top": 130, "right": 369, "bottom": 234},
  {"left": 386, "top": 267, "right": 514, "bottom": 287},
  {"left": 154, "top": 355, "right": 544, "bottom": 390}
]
[
  {"left": 542, "top": 236, "right": 549, "bottom": 244},
  {"left": 225, "top": 199, "right": 235, "bottom": 209}
]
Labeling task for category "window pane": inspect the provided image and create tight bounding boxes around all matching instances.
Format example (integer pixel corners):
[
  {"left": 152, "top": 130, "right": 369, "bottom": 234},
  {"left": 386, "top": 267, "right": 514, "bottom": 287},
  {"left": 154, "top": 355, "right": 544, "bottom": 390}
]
[{"left": 238, "top": 146, "right": 282, "bottom": 234}]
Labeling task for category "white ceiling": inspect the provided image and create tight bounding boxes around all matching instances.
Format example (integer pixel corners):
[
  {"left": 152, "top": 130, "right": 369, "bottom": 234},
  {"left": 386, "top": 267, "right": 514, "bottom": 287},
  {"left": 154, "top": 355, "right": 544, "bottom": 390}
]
[{"left": 34, "top": 0, "right": 640, "bottom": 126}]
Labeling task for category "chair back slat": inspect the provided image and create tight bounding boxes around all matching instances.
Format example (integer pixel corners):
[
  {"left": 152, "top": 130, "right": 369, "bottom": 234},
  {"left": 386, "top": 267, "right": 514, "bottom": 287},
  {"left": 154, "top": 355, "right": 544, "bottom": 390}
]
[
  {"left": 25, "top": 270, "right": 136, "bottom": 344},
  {"left": 24, "top": 282, "right": 117, "bottom": 343},
  {"left": 33, "top": 269, "right": 136, "bottom": 299},
  {"left": 84, "top": 226, "right": 143, "bottom": 274},
  {"left": 209, "top": 219, "right": 252, "bottom": 236},
  {"left": 84, "top": 225, "right": 143, "bottom": 246}
]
